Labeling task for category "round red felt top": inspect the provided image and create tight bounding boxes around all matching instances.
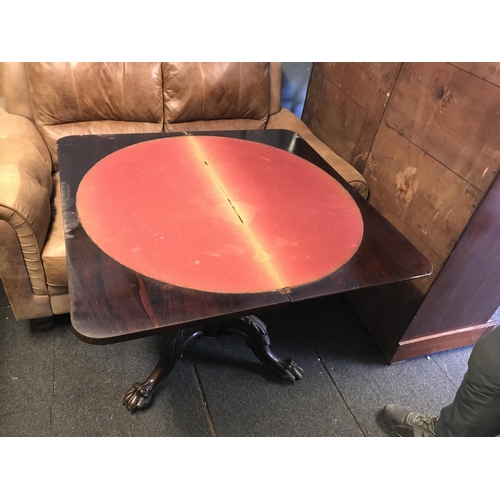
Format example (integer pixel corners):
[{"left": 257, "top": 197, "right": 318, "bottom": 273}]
[{"left": 76, "top": 135, "right": 364, "bottom": 293}]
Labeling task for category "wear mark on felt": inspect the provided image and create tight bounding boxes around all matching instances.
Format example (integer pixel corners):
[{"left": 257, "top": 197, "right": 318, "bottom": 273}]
[
  {"left": 203, "top": 160, "right": 245, "bottom": 225},
  {"left": 188, "top": 137, "right": 284, "bottom": 289}
]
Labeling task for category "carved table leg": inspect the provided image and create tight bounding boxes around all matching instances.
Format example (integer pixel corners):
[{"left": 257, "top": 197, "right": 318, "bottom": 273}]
[
  {"left": 222, "top": 315, "right": 304, "bottom": 382},
  {"left": 123, "top": 315, "right": 302, "bottom": 411},
  {"left": 123, "top": 326, "right": 204, "bottom": 411}
]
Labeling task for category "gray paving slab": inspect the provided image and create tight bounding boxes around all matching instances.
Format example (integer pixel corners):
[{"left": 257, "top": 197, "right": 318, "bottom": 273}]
[
  {"left": 52, "top": 316, "right": 212, "bottom": 437},
  {"left": 290, "top": 295, "right": 459, "bottom": 437},
  {"left": 0, "top": 307, "right": 55, "bottom": 417},
  {"left": 0, "top": 307, "right": 54, "bottom": 353},
  {"left": 0, "top": 286, "right": 488, "bottom": 437},
  {"left": 50, "top": 382, "right": 211, "bottom": 437},
  {"left": 189, "top": 307, "right": 363, "bottom": 437},
  {"left": 0, "top": 407, "right": 51, "bottom": 437},
  {"left": 430, "top": 345, "right": 472, "bottom": 388}
]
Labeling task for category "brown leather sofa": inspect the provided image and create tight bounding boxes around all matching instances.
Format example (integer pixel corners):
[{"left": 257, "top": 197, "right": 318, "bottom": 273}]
[{"left": 0, "top": 62, "right": 368, "bottom": 328}]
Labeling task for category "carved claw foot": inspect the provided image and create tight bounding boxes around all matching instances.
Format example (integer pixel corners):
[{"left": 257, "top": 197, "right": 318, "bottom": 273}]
[
  {"left": 123, "top": 379, "right": 157, "bottom": 411},
  {"left": 123, "top": 327, "right": 204, "bottom": 411},
  {"left": 122, "top": 317, "right": 303, "bottom": 412},
  {"left": 274, "top": 358, "right": 304, "bottom": 382},
  {"left": 223, "top": 315, "right": 304, "bottom": 383}
]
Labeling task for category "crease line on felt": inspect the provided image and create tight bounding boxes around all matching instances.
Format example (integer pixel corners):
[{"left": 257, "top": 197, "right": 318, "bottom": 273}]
[{"left": 186, "top": 136, "right": 285, "bottom": 290}]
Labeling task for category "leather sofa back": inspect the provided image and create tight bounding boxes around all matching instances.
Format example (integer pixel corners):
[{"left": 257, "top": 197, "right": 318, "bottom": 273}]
[
  {"left": 27, "top": 63, "right": 164, "bottom": 124},
  {"left": 2, "top": 62, "right": 282, "bottom": 170},
  {"left": 162, "top": 62, "right": 272, "bottom": 132}
]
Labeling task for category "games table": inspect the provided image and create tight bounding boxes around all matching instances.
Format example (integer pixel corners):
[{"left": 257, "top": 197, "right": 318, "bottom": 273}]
[{"left": 57, "top": 130, "right": 432, "bottom": 411}]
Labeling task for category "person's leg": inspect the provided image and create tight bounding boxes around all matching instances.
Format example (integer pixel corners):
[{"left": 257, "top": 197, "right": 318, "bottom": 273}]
[
  {"left": 384, "top": 325, "right": 500, "bottom": 437},
  {"left": 435, "top": 326, "right": 500, "bottom": 437}
]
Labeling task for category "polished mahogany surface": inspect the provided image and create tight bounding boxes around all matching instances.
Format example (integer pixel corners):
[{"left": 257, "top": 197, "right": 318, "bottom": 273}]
[
  {"left": 76, "top": 136, "right": 364, "bottom": 294},
  {"left": 57, "top": 130, "right": 432, "bottom": 343}
]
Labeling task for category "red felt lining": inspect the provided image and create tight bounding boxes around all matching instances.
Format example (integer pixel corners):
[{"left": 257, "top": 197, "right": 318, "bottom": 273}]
[{"left": 76, "top": 136, "right": 364, "bottom": 293}]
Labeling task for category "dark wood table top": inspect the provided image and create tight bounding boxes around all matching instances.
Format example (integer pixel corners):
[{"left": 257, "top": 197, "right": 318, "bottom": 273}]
[{"left": 57, "top": 129, "right": 432, "bottom": 344}]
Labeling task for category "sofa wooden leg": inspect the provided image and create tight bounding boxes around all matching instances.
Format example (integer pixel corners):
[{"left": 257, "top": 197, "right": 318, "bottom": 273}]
[{"left": 30, "top": 316, "right": 55, "bottom": 331}]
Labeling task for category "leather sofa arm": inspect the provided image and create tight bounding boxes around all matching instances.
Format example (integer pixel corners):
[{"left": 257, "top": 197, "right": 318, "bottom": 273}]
[
  {"left": 0, "top": 108, "right": 53, "bottom": 298},
  {"left": 266, "top": 108, "right": 369, "bottom": 199}
]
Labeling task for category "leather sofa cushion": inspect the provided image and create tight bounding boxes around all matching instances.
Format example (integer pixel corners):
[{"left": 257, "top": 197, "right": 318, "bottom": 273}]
[
  {"left": 24, "top": 63, "right": 165, "bottom": 169},
  {"left": 41, "top": 172, "right": 68, "bottom": 293},
  {"left": 38, "top": 120, "right": 162, "bottom": 169},
  {"left": 26, "top": 63, "right": 163, "bottom": 125},
  {"left": 163, "top": 63, "right": 269, "bottom": 130},
  {"left": 165, "top": 118, "right": 265, "bottom": 133}
]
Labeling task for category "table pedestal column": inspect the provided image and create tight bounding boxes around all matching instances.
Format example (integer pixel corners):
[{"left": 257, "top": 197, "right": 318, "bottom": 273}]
[{"left": 123, "top": 315, "right": 303, "bottom": 412}]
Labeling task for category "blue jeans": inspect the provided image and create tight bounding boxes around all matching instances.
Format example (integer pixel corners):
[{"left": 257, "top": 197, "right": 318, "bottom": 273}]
[{"left": 435, "top": 326, "right": 500, "bottom": 437}]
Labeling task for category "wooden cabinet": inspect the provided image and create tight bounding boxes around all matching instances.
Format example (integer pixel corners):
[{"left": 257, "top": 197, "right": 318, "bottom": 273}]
[{"left": 303, "top": 62, "right": 500, "bottom": 362}]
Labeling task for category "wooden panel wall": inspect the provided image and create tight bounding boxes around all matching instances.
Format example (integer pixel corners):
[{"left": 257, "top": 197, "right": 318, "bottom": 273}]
[
  {"left": 303, "top": 62, "right": 500, "bottom": 360},
  {"left": 384, "top": 63, "right": 500, "bottom": 192},
  {"left": 302, "top": 62, "right": 401, "bottom": 172}
]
